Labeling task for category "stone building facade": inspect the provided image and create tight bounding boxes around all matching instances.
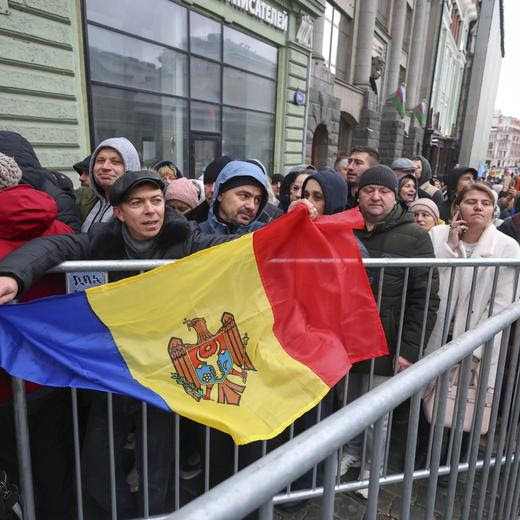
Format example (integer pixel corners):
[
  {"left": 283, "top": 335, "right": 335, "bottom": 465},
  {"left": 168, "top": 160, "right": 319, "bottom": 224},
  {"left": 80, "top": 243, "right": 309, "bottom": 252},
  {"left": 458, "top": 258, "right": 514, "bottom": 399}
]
[{"left": 304, "top": 0, "right": 486, "bottom": 173}]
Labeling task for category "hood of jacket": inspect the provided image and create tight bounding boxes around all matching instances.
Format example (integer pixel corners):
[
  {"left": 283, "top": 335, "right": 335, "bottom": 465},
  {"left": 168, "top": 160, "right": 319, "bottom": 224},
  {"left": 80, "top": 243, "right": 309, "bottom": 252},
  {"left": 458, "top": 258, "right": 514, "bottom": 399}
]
[
  {"left": 88, "top": 137, "right": 141, "bottom": 200},
  {"left": 413, "top": 155, "right": 432, "bottom": 185},
  {"left": 203, "top": 160, "right": 268, "bottom": 235},
  {"left": 446, "top": 166, "right": 478, "bottom": 202},
  {"left": 301, "top": 168, "right": 347, "bottom": 215},
  {"left": 0, "top": 184, "right": 72, "bottom": 240},
  {"left": 398, "top": 173, "right": 418, "bottom": 203},
  {"left": 0, "top": 131, "right": 41, "bottom": 171}
]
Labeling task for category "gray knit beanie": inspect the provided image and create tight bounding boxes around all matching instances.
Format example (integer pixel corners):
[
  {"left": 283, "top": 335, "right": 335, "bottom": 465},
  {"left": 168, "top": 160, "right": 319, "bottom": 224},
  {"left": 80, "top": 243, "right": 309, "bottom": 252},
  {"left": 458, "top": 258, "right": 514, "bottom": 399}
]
[
  {"left": 358, "top": 165, "right": 398, "bottom": 194},
  {"left": 0, "top": 152, "right": 23, "bottom": 189}
]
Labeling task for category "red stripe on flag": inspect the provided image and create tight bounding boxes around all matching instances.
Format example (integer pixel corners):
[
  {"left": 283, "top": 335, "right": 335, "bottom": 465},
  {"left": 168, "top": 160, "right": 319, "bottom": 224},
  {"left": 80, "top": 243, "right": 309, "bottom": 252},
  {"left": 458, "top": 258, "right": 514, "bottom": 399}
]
[{"left": 253, "top": 206, "right": 388, "bottom": 388}]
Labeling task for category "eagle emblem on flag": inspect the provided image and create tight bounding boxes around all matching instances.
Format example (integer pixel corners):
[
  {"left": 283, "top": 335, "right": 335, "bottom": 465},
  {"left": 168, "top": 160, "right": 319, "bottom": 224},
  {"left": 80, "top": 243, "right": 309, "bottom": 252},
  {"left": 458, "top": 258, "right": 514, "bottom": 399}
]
[{"left": 168, "top": 312, "right": 256, "bottom": 405}]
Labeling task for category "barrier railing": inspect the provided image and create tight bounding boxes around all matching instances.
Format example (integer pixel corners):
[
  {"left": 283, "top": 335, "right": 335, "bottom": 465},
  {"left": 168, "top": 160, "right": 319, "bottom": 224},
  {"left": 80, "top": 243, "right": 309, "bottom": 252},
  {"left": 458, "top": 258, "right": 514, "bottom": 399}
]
[
  {"left": 163, "top": 301, "right": 520, "bottom": 520},
  {"left": 5, "top": 258, "right": 520, "bottom": 520}
]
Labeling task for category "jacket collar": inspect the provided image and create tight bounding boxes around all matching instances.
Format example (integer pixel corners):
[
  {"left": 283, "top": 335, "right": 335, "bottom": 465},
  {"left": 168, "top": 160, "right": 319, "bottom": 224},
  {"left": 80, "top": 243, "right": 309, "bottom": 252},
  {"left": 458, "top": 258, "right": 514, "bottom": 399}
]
[{"left": 89, "top": 207, "right": 191, "bottom": 258}]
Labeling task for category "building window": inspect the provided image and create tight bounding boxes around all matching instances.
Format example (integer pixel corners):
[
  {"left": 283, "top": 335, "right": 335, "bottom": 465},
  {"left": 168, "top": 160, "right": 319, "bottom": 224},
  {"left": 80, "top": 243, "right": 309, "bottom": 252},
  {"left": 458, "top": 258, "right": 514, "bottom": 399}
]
[
  {"left": 322, "top": 2, "right": 353, "bottom": 82},
  {"left": 402, "top": 5, "right": 413, "bottom": 53},
  {"left": 377, "top": 0, "right": 390, "bottom": 29},
  {"left": 450, "top": 1, "right": 461, "bottom": 44},
  {"left": 85, "top": 0, "right": 278, "bottom": 176}
]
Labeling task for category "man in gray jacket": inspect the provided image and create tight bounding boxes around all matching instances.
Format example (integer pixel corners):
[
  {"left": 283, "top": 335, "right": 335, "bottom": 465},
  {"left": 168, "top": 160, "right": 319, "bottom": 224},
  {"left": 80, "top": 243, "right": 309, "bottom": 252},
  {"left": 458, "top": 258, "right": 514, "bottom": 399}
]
[{"left": 80, "top": 137, "right": 141, "bottom": 232}]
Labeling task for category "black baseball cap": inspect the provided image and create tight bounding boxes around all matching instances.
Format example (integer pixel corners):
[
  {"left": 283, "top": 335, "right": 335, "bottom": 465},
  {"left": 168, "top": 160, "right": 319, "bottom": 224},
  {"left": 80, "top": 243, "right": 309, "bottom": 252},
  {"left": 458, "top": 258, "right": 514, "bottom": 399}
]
[
  {"left": 109, "top": 170, "right": 165, "bottom": 206},
  {"left": 73, "top": 154, "right": 91, "bottom": 174}
]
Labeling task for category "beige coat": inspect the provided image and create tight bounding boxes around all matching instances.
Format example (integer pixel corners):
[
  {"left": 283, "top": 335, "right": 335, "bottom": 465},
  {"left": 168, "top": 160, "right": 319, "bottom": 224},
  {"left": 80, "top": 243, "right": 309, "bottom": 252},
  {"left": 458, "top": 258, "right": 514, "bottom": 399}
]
[{"left": 426, "top": 224, "right": 520, "bottom": 387}]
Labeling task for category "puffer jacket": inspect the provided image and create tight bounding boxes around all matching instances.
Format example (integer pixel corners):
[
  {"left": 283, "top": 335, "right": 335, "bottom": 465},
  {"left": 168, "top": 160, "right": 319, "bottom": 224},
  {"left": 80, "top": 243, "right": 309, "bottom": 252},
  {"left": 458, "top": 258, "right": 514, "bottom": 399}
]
[
  {"left": 354, "top": 202, "right": 439, "bottom": 375},
  {"left": 0, "top": 184, "right": 73, "bottom": 402},
  {"left": 0, "top": 131, "right": 81, "bottom": 231}
]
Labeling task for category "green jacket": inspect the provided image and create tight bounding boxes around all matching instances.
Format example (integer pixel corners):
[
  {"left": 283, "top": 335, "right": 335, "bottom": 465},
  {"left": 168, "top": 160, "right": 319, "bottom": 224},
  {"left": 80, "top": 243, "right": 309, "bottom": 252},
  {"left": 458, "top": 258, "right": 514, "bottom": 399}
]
[
  {"left": 75, "top": 187, "right": 98, "bottom": 223},
  {"left": 354, "top": 203, "right": 439, "bottom": 376}
]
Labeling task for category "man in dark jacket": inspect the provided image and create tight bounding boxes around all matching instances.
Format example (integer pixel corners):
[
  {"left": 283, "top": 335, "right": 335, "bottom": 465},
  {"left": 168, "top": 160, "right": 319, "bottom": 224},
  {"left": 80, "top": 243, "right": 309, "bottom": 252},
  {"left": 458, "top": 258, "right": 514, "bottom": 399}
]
[
  {"left": 0, "top": 131, "right": 81, "bottom": 232},
  {"left": 438, "top": 167, "right": 477, "bottom": 222},
  {"left": 412, "top": 155, "right": 444, "bottom": 206},
  {"left": 340, "top": 165, "right": 439, "bottom": 491},
  {"left": 185, "top": 155, "right": 232, "bottom": 223},
  {"left": 335, "top": 146, "right": 379, "bottom": 209},
  {"left": 0, "top": 171, "right": 234, "bottom": 518}
]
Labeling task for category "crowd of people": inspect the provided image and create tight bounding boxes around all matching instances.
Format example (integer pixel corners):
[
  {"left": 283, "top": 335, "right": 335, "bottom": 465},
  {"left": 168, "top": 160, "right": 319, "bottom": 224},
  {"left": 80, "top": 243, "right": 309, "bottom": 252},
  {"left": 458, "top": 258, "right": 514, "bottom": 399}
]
[{"left": 0, "top": 130, "right": 519, "bottom": 517}]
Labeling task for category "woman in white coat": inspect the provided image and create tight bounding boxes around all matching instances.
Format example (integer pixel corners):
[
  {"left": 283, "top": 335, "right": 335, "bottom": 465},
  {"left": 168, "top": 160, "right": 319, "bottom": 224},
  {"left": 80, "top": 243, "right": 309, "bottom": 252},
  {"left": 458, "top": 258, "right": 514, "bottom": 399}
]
[
  {"left": 426, "top": 182, "right": 520, "bottom": 386},
  {"left": 420, "top": 182, "right": 520, "bottom": 480}
]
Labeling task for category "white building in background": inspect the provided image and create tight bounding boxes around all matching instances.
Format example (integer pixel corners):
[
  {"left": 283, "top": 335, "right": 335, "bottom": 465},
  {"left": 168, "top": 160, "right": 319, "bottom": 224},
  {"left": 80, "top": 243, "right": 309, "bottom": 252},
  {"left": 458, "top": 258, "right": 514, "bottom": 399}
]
[
  {"left": 430, "top": 0, "right": 476, "bottom": 137},
  {"left": 487, "top": 111, "right": 520, "bottom": 169},
  {"left": 422, "top": 0, "right": 478, "bottom": 176},
  {"left": 459, "top": 0, "right": 505, "bottom": 168}
]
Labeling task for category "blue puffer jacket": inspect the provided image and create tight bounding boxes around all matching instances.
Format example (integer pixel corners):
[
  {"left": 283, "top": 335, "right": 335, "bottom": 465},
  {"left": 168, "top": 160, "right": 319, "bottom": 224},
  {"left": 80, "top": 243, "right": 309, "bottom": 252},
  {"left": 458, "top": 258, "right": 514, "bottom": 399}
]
[{"left": 199, "top": 160, "right": 269, "bottom": 236}]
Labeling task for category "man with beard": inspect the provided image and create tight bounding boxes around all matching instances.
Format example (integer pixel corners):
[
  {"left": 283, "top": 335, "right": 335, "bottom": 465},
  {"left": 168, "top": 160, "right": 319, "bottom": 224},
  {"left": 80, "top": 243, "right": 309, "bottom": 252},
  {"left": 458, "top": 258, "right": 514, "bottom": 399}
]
[{"left": 199, "top": 160, "right": 269, "bottom": 236}]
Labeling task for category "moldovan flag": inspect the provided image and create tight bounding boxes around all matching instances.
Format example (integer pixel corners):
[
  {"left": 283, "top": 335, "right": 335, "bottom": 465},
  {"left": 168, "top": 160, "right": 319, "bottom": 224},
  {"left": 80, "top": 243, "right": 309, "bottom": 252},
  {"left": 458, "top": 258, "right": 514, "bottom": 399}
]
[{"left": 0, "top": 207, "right": 387, "bottom": 444}]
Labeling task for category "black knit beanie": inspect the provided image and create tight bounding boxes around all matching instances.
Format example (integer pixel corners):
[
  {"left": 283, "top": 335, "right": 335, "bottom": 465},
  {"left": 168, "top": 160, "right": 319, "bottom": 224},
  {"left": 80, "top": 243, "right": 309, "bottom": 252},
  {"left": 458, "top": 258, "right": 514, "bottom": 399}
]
[
  {"left": 219, "top": 175, "right": 264, "bottom": 194},
  {"left": 358, "top": 165, "right": 398, "bottom": 194},
  {"left": 203, "top": 156, "right": 232, "bottom": 184}
]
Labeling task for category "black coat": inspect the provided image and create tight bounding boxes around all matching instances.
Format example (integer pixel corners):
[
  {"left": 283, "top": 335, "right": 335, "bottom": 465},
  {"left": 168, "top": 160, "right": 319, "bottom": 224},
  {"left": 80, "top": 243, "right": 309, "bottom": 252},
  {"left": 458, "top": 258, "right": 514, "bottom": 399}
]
[
  {"left": 185, "top": 200, "right": 210, "bottom": 223},
  {"left": 354, "top": 203, "right": 439, "bottom": 375},
  {"left": 0, "top": 207, "right": 232, "bottom": 296},
  {"left": 0, "top": 131, "right": 81, "bottom": 232}
]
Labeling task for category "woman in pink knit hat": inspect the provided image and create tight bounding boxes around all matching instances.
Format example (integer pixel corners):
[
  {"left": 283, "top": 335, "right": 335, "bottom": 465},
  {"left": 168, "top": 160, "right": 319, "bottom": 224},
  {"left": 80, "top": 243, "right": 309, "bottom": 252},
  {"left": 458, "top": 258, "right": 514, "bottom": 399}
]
[
  {"left": 165, "top": 178, "right": 199, "bottom": 214},
  {"left": 409, "top": 198, "right": 441, "bottom": 231}
]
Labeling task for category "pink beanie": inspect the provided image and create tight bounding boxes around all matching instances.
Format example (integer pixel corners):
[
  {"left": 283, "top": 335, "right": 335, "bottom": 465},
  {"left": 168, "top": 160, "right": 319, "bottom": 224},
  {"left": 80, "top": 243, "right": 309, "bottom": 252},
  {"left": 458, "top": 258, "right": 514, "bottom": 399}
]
[
  {"left": 409, "top": 198, "right": 440, "bottom": 222},
  {"left": 165, "top": 178, "right": 199, "bottom": 209}
]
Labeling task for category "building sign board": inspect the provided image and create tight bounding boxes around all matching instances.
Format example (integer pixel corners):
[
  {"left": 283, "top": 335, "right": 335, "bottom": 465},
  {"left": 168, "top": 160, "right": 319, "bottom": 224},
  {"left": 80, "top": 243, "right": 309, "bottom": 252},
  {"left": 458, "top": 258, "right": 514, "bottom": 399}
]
[{"left": 224, "top": 0, "right": 288, "bottom": 31}]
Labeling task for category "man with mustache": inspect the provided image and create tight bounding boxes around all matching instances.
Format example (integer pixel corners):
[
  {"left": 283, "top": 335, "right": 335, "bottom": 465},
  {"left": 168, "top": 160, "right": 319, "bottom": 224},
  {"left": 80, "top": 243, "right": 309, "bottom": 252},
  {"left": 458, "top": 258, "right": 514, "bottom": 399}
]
[{"left": 199, "top": 160, "right": 269, "bottom": 236}]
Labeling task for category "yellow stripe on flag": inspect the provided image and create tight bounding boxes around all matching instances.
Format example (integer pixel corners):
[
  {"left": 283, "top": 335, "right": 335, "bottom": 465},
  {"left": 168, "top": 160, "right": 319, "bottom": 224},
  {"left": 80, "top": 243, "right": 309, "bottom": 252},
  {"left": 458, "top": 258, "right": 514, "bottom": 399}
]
[{"left": 86, "top": 234, "right": 329, "bottom": 444}]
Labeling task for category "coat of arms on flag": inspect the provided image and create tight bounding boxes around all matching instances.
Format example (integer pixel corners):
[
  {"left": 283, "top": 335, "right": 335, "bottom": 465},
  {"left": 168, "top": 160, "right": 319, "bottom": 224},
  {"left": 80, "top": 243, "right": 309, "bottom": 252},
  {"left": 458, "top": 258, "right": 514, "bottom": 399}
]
[{"left": 169, "top": 313, "right": 255, "bottom": 406}]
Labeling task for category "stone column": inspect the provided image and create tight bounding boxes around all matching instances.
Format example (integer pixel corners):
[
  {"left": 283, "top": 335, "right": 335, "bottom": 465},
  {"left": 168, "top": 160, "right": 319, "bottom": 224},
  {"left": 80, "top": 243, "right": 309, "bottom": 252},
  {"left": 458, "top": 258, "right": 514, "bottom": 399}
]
[
  {"left": 312, "top": 15, "right": 325, "bottom": 59},
  {"left": 406, "top": 0, "right": 429, "bottom": 109},
  {"left": 353, "top": 0, "right": 378, "bottom": 87},
  {"left": 385, "top": 0, "right": 407, "bottom": 98}
]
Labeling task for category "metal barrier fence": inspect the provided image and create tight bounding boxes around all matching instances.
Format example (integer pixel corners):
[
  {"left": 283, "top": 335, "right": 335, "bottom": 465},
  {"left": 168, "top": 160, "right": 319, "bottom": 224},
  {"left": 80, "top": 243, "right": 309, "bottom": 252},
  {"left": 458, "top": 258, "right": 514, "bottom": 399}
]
[{"left": 6, "top": 257, "right": 520, "bottom": 520}]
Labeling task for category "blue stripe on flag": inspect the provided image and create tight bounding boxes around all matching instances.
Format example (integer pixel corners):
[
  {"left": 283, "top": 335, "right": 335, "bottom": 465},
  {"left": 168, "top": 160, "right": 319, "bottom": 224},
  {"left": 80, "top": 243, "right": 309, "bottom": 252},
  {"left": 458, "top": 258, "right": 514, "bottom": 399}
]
[{"left": 0, "top": 292, "right": 169, "bottom": 410}]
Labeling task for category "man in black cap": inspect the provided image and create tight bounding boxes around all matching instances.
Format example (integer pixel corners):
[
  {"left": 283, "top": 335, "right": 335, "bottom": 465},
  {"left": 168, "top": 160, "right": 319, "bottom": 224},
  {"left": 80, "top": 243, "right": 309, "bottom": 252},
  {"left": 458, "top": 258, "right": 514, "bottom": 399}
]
[
  {"left": 0, "top": 171, "right": 235, "bottom": 517},
  {"left": 339, "top": 165, "right": 439, "bottom": 494},
  {"left": 73, "top": 154, "right": 99, "bottom": 222},
  {"left": 73, "top": 154, "right": 91, "bottom": 188},
  {"left": 185, "top": 156, "right": 232, "bottom": 223}
]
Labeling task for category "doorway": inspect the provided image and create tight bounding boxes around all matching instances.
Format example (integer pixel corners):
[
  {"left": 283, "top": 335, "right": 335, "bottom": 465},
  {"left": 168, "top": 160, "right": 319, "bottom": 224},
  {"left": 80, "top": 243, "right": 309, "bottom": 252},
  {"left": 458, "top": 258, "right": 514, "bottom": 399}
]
[
  {"left": 190, "top": 133, "right": 221, "bottom": 179},
  {"left": 311, "top": 124, "right": 329, "bottom": 168}
]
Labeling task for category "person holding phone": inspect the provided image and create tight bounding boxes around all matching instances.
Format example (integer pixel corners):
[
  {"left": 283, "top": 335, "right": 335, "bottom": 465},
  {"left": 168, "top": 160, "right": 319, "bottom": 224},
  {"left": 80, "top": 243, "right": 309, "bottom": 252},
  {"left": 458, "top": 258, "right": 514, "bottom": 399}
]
[
  {"left": 428, "top": 183, "right": 519, "bottom": 361},
  {"left": 420, "top": 183, "right": 520, "bottom": 481}
]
